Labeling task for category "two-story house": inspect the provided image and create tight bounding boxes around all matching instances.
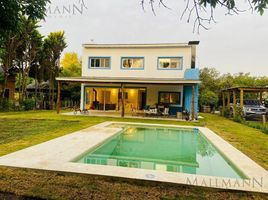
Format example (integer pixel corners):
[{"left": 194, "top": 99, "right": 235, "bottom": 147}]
[{"left": 56, "top": 42, "right": 200, "bottom": 119}]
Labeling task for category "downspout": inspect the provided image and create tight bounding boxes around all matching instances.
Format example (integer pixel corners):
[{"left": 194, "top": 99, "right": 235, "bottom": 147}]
[{"left": 188, "top": 41, "right": 200, "bottom": 69}]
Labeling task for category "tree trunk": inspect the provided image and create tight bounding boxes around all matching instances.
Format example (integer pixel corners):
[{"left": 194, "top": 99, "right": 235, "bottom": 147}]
[
  {"left": 18, "top": 71, "right": 22, "bottom": 103},
  {"left": 34, "top": 71, "right": 38, "bottom": 109},
  {"left": 2, "top": 72, "right": 8, "bottom": 99}
]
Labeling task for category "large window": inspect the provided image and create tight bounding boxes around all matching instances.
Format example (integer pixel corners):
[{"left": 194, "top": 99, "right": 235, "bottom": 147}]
[
  {"left": 89, "top": 57, "right": 110, "bottom": 68},
  {"left": 158, "top": 57, "right": 183, "bottom": 70},
  {"left": 159, "top": 92, "right": 181, "bottom": 105},
  {"left": 121, "top": 57, "right": 144, "bottom": 69}
]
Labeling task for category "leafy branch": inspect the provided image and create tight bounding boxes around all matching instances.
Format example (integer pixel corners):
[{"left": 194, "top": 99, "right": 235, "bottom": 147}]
[{"left": 141, "top": 0, "right": 268, "bottom": 33}]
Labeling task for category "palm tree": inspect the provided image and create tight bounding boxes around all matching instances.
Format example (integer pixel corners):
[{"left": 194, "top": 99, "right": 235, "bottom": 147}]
[{"left": 43, "top": 31, "right": 67, "bottom": 109}]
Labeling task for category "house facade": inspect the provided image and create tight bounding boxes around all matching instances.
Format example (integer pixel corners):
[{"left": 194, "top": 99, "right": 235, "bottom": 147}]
[{"left": 57, "top": 42, "right": 200, "bottom": 118}]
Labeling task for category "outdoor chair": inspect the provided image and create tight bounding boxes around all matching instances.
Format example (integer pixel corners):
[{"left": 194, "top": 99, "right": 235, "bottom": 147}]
[
  {"left": 143, "top": 105, "right": 151, "bottom": 116},
  {"left": 150, "top": 108, "right": 158, "bottom": 117},
  {"left": 162, "top": 107, "right": 169, "bottom": 117},
  {"left": 131, "top": 105, "right": 137, "bottom": 116}
]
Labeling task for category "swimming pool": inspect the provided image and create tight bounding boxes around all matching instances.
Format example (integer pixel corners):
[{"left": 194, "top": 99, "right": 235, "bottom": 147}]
[{"left": 75, "top": 124, "right": 246, "bottom": 179}]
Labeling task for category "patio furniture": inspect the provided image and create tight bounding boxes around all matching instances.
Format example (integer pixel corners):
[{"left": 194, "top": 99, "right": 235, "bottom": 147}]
[
  {"left": 150, "top": 108, "right": 158, "bottom": 117},
  {"left": 131, "top": 105, "right": 137, "bottom": 116},
  {"left": 176, "top": 112, "right": 182, "bottom": 119},
  {"left": 162, "top": 107, "right": 169, "bottom": 117},
  {"left": 143, "top": 105, "right": 151, "bottom": 116},
  {"left": 81, "top": 109, "right": 89, "bottom": 115},
  {"left": 183, "top": 110, "right": 190, "bottom": 121},
  {"left": 157, "top": 105, "right": 165, "bottom": 114},
  {"left": 73, "top": 106, "right": 81, "bottom": 115}
]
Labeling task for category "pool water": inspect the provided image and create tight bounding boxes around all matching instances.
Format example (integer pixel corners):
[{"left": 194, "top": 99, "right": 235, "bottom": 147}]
[{"left": 75, "top": 125, "right": 246, "bottom": 179}]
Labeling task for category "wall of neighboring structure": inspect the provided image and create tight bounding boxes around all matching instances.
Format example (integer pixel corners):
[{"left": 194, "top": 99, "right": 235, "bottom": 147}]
[
  {"left": 146, "top": 85, "right": 183, "bottom": 106},
  {"left": 0, "top": 76, "right": 16, "bottom": 100},
  {"left": 82, "top": 46, "right": 192, "bottom": 79}
]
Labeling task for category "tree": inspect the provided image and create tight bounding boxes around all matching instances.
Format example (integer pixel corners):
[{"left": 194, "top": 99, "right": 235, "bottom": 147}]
[
  {"left": 142, "top": 0, "right": 268, "bottom": 32},
  {"left": 199, "top": 90, "right": 219, "bottom": 109},
  {"left": 0, "top": 31, "right": 22, "bottom": 98},
  {"left": 199, "top": 67, "right": 220, "bottom": 93},
  {"left": 0, "top": 0, "right": 50, "bottom": 35},
  {"left": 0, "top": 0, "right": 50, "bottom": 99},
  {"left": 43, "top": 31, "right": 67, "bottom": 109},
  {"left": 60, "top": 52, "right": 81, "bottom": 77},
  {"left": 199, "top": 67, "right": 268, "bottom": 109},
  {"left": 16, "top": 17, "right": 43, "bottom": 102}
]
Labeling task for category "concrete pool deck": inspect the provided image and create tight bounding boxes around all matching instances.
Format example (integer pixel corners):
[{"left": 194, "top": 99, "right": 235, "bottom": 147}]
[
  {"left": 62, "top": 111, "right": 197, "bottom": 121},
  {"left": 0, "top": 122, "right": 267, "bottom": 193}
]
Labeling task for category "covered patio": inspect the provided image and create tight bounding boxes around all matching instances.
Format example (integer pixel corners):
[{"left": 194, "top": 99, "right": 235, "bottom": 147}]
[
  {"left": 221, "top": 86, "right": 268, "bottom": 117},
  {"left": 56, "top": 77, "right": 200, "bottom": 120}
]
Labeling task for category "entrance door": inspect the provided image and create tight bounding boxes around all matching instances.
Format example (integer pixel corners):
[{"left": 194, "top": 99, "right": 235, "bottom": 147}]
[{"left": 140, "top": 91, "right": 147, "bottom": 110}]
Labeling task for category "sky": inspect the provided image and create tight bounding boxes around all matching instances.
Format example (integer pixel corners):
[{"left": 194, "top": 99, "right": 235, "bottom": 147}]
[{"left": 39, "top": 0, "right": 268, "bottom": 76}]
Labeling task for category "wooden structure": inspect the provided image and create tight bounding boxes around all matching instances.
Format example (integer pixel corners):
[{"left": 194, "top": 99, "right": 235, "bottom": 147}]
[
  {"left": 221, "top": 86, "right": 268, "bottom": 117},
  {"left": 0, "top": 75, "right": 16, "bottom": 100}
]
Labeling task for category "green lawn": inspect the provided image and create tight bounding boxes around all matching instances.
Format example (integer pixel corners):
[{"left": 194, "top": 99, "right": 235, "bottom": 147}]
[{"left": 0, "top": 111, "right": 267, "bottom": 199}]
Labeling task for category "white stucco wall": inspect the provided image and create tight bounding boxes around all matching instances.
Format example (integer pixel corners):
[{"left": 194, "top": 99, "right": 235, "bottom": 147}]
[
  {"left": 146, "top": 85, "right": 183, "bottom": 106},
  {"left": 82, "top": 46, "right": 192, "bottom": 79}
]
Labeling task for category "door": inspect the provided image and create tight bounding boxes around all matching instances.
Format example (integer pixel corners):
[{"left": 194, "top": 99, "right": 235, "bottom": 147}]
[{"left": 140, "top": 91, "right": 147, "bottom": 110}]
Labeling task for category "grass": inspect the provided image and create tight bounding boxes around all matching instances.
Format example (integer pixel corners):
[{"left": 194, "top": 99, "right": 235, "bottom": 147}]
[
  {"left": 0, "top": 111, "right": 267, "bottom": 199},
  {"left": 244, "top": 120, "right": 268, "bottom": 134}
]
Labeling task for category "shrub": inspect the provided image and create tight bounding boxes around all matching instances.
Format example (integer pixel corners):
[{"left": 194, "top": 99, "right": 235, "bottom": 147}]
[
  {"left": 199, "top": 90, "right": 219, "bottom": 109},
  {"left": 22, "top": 99, "right": 35, "bottom": 111},
  {"left": 0, "top": 99, "right": 15, "bottom": 111}
]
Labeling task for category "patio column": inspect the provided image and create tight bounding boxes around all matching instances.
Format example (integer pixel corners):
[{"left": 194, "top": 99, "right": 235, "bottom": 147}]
[
  {"left": 121, "top": 84, "right": 125, "bottom": 118},
  {"left": 227, "top": 91, "right": 231, "bottom": 111},
  {"left": 57, "top": 81, "right": 61, "bottom": 114},
  {"left": 103, "top": 88, "right": 106, "bottom": 111},
  {"left": 240, "top": 89, "right": 244, "bottom": 108},
  {"left": 233, "top": 91, "right": 236, "bottom": 117},
  {"left": 191, "top": 84, "right": 195, "bottom": 120},
  {"left": 222, "top": 92, "right": 225, "bottom": 114}
]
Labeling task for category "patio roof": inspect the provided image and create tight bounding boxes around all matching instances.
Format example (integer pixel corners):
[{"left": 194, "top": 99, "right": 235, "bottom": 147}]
[
  {"left": 56, "top": 76, "right": 201, "bottom": 85},
  {"left": 82, "top": 42, "right": 199, "bottom": 49},
  {"left": 221, "top": 86, "right": 268, "bottom": 92}
]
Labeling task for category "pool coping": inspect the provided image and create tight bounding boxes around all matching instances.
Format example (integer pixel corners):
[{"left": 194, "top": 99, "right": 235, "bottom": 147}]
[{"left": 0, "top": 121, "right": 267, "bottom": 193}]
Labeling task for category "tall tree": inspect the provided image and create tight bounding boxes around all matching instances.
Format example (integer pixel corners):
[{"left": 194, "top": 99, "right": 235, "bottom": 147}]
[
  {"left": 1, "top": 31, "right": 22, "bottom": 98},
  {"left": 0, "top": 0, "right": 50, "bottom": 99},
  {"left": 16, "top": 17, "right": 43, "bottom": 102},
  {"left": 60, "top": 52, "right": 81, "bottom": 77},
  {"left": 43, "top": 31, "right": 67, "bottom": 109},
  {"left": 0, "top": 0, "right": 50, "bottom": 35}
]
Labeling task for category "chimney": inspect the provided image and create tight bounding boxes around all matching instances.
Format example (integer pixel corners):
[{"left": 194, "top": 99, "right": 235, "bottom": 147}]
[{"left": 188, "top": 41, "right": 200, "bottom": 69}]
